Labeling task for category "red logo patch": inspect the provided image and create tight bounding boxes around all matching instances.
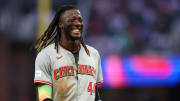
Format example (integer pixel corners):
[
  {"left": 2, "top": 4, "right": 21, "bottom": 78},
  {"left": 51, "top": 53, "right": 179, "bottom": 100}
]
[{"left": 56, "top": 56, "right": 63, "bottom": 60}]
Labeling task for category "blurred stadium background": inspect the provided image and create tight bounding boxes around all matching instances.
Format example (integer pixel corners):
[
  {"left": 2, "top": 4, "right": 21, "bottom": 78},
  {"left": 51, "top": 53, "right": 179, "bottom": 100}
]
[{"left": 0, "top": 0, "right": 180, "bottom": 101}]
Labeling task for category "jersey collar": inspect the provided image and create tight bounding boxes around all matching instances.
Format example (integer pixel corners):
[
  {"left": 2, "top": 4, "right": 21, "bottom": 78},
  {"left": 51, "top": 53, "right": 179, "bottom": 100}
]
[{"left": 59, "top": 42, "right": 80, "bottom": 53}]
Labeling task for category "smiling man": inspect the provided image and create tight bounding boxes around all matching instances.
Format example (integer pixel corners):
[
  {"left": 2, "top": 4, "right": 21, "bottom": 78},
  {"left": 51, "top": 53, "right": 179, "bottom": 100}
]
[{"left": 33, "top": 5, "right": 103, "bottom": 101}]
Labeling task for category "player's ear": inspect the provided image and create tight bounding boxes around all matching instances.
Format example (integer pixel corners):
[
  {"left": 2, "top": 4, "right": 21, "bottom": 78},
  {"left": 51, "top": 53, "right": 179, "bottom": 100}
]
[{"left": 58, "top": 22, "right": 63, "bottom": 29}]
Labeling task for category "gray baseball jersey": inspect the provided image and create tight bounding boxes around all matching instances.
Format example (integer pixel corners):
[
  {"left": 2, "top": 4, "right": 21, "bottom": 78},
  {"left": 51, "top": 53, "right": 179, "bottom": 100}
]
[{"left": 34, "top": 43, "right": 103, "bottom": 101}]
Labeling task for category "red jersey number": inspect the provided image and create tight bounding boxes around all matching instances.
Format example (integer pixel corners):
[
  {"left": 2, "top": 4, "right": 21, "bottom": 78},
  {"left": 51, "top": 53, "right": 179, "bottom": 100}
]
[{"left": 87, "top": 82, "right": 96, "bottom": 95}]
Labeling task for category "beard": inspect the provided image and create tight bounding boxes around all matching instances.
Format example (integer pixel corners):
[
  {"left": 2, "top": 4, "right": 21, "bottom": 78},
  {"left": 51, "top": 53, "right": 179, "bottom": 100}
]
[{"left": 63, "top": 22, "right": 83, "bottom": 41}]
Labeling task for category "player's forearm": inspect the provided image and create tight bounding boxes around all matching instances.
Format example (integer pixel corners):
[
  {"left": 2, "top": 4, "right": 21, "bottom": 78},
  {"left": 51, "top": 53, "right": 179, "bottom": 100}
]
[
  {"left": 37, "top": 84, "right": 53, "bottom": 101},
  {"left": 95, "top": 81, "right": 103, "bottom": 101}
]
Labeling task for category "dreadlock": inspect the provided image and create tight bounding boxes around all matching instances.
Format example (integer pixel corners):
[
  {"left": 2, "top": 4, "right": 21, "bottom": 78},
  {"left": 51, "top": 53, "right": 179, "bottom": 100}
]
[{"left": 33, "top": 5, "right": 90, "bottom": 56}]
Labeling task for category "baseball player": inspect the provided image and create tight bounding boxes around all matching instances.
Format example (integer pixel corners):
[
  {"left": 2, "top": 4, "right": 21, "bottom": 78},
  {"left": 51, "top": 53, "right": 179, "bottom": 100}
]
[{"left": 33, "top": 5, "right": 103, "bottom": 101}]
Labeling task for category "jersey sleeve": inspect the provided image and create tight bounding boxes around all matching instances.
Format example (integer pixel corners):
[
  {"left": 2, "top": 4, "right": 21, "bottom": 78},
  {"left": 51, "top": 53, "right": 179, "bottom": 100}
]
[
  {"left": 96, "top": 51, "right": 103, "bottom": 85},
  {"left": 34, "top": 51, "right": 53, "bottom": 86}
]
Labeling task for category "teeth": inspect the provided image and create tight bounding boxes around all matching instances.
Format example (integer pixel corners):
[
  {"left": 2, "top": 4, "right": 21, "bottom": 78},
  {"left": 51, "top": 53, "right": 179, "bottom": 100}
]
[{"left": 72, "top": 29, "right": 80, "bottom": 32}]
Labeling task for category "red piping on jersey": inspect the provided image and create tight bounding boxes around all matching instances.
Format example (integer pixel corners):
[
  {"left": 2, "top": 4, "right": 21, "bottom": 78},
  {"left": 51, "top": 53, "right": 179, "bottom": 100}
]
[
  {"left": 34, "top": 80, "right": 53, "bottom": 86},
  {"left": 59, "top": 42, "right": 79, "bottom": 52}
]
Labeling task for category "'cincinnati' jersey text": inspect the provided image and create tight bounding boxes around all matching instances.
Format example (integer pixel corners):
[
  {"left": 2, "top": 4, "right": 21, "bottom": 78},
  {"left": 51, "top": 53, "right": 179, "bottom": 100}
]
[{"left": 53, "top": 64, "right": 96, "bottom": 80}]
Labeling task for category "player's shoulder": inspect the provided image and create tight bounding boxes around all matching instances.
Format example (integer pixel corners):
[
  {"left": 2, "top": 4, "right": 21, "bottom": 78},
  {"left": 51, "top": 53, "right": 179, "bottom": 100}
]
[
  {"left": 86, "top": 45, "right": 100, "bottom": 56},
  {"left": 37, "top": 43, "right": 55, "bottom": 57},
  {"left": 42, "top": 43, "right": 55, "bottom": 52}
]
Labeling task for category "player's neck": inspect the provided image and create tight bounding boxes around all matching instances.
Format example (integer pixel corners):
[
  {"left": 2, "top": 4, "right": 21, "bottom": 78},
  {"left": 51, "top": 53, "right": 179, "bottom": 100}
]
[{"left": 60, "top": 35, "right": 80, "bottom": 52}]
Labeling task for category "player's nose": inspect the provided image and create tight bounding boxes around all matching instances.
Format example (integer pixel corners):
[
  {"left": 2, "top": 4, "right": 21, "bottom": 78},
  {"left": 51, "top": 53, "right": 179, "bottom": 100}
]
[{"left": 73, "top": 20, "right": 82, "bottom": 26}]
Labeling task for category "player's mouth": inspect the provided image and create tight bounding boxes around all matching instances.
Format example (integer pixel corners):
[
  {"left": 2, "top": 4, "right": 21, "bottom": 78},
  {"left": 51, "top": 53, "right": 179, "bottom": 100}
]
[{"left": 71, "top": 28, "right": 81, "bottom": 35}]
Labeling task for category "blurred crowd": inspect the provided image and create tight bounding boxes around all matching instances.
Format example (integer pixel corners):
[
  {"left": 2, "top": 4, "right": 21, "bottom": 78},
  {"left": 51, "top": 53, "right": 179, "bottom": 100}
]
[
  {"left": 0, "top": 0, "right": 37, "bottom": 100},
  {"left": 0, "top": 0, "right": 180, "bottom": 101},
  {"left": 87, "top": 0, "right": 180, "bottom": 56}
]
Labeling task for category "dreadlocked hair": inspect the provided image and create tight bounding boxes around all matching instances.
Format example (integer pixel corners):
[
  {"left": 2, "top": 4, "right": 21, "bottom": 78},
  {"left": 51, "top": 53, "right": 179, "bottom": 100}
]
[
  {"left": 80, "top": 38, "right": 90, "bottom": 56},
  {"left": 33, "top": 5, "right": 90, "bottom": 56},
  {"left": 33, "top": 5, "right": 77, "bottom": 53}
]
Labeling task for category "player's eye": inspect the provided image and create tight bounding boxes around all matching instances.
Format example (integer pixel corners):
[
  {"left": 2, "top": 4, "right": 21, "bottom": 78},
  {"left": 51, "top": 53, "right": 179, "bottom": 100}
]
[
  {"left": 67, "top": 18, "right": 82, "bottom": 24},
  {"left": 67, "top": 18, "right": 75, "bottom": 22}
]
